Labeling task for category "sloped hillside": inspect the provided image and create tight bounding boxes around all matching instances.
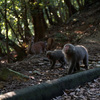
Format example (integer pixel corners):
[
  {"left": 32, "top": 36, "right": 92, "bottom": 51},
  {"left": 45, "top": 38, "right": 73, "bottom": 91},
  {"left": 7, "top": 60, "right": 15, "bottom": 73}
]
[{"left": 66, "top": 2, "right": 100, "bottom": 57}]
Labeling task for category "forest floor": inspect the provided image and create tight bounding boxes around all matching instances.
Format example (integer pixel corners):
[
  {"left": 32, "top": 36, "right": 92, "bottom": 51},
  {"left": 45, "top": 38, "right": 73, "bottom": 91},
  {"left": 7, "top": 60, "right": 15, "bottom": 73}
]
[{"left": 0, "top": 2, "right": 100, "bottom": 99}]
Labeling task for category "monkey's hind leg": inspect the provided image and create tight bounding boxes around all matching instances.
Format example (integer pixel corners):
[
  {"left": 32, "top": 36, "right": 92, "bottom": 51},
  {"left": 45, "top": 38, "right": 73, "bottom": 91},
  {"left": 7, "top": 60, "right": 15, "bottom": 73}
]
[
  {"left": 50, "top": 60, "right": 56, "bottom": 69},
  {"left": 58, "top": 59, "right": 65, "bottom": 69},
  {"left": 68, "top": 63, "right": 76, "bottom": 74},
  {"left": 83, "top": 57, "right": 88, "bottom": 70},
  {"left": 76, "top": 62, "right": 80, "bottom": 71}
]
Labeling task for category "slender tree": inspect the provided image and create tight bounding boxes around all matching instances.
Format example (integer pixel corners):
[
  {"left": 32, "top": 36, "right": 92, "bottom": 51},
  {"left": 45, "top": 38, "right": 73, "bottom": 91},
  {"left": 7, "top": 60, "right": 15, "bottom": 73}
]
[
  {"left": 29, "top": 0, "right": 47, "bottom": 42},
  {"left": 5, "top": 0, "right": 10, "bottom": 62},
  {"left": 64, "top": 0, "right": 77, "bottom": 17},
  {"left": 21, "top": 0, "right": 31, "bottom": 43}
]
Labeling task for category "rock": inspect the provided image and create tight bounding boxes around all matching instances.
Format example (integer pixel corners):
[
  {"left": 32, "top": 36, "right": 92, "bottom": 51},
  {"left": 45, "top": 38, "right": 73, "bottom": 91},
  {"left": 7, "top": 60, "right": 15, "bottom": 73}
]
[
  {"left": 96, "top": 64, "right": 100, "bottom": 67},
  {"left": 38, "top": 63, "right": 44, "bottom": 65},
  {"left": 29, "top": 71, "right": 33, "bottom": 74},
  {"left": 97, "top": 61, "right": 100, "bottom": 64}
]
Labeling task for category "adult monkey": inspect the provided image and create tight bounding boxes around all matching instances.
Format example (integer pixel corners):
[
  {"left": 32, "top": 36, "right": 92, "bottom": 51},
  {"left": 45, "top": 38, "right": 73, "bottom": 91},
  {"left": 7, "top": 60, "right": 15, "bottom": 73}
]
[{"left": 62, "top": 44, "right": 88, "bottom": 74}]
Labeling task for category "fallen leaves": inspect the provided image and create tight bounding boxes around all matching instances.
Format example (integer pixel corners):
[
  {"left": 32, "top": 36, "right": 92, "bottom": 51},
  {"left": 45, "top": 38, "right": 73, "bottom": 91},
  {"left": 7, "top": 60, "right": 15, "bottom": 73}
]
[
  {"left": 0, "top": 54, "right": 100, "bottom": 96},
  {"left": 52, "top": 77, "right": 100, "bottom": 100}
]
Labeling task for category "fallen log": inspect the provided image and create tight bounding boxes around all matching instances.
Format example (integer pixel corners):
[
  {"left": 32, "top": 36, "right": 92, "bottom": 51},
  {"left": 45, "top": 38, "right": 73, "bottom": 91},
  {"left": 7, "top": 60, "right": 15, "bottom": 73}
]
[
  {"left": 0, "top": 68, "right": 29, "bottom": 81},
  {"left": 0, "top": 67, "right": 100, "bottom": 100}
]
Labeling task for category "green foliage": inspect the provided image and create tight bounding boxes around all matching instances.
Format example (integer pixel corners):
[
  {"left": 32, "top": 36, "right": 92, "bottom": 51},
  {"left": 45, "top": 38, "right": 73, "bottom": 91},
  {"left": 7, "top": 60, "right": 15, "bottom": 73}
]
[
  {"left": 0, "top": 0, "right": 85, "bottom": 41},
  {"left": 55, "top": 33, "right": 67, "bottom": 43},
  {"left": 0, "top": 0, "right": 95, "bottom": 56}
]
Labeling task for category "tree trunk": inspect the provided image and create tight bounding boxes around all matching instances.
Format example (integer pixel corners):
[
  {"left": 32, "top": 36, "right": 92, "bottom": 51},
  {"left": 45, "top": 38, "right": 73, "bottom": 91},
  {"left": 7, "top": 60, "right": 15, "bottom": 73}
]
[
  {"left": 21, "top": 0, "right": 31, "bottom": 43},
  {"left": 29, "top": 1, "right": 47, "bottom": 42},
  {"left": 45, "top": 8, "right": 55, "bottom": 25},
  {"left": 5, "top": 0, "right": 10, "bottom": 63},
  {"left": 76, "top": 0, "right": 83, "bottom": 10},
  {"left": 0, "top": 34, "right": 27, "bottom": 60},
  {"left": 48, "top": 5, "right": 62, "bottom": 25},
  {"left": 64, "top": 0, "right": 77, "bottom": 17}
]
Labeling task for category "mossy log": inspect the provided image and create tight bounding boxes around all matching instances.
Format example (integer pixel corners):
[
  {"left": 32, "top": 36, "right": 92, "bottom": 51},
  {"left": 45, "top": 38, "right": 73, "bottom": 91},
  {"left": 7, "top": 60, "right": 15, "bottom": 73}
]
[
  {"left": 0, "top": 68, "right": 29, "bottom": 81},
  {"left": 0, "top": 67, "right": 100, "bottom": 100}
]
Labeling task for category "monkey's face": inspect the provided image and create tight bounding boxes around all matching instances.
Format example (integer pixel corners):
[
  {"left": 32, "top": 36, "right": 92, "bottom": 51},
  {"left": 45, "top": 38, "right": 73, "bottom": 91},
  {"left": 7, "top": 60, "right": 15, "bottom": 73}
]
[
  {"left": 63, "top": 44, "right": 75, "bottom": 54},
  {"left": 63, "top": 45, "right": 69, "bottom": 54}
]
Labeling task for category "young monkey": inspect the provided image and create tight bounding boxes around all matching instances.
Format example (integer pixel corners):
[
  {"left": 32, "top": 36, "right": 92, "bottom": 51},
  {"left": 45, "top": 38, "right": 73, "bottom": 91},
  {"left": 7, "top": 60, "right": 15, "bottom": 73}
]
[
  {"left": 46, "top": 50, "right": 67, "bottom": 69},
  {"left": 63, "top": 44, "right": 88, "bottom": 74}
]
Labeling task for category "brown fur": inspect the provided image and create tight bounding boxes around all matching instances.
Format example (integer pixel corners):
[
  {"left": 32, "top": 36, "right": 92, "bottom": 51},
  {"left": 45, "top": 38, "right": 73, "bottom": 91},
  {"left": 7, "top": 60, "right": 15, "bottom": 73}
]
[
  {"left": 28, "top": 41, "right": 46, "bottom": 54},
  {"left": 47, "top": 38, "right": 55, "bottom": 50}
]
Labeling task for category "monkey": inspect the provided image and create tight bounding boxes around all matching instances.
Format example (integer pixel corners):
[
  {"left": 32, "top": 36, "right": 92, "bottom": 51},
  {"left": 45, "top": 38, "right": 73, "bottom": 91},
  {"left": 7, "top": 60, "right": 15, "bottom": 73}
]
[
  {"left": 27, "top": 36, "right": 47, "bottom": 54},
  {"left": 62, "top": 44, "right": 88, "bottom": 74},
  {"left": 47, "top": 38, "right": 55, "bottom": 50},
  {"left": 46, "top": 50, "right": 67, "bottom": 69},
  {"left": 28, "top": 41, "right": 46, "bottom": 54}
]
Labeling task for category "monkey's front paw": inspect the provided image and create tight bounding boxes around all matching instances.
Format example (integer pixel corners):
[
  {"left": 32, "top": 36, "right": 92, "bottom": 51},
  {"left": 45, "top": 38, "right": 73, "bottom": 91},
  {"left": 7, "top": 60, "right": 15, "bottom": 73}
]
[
  {"left": 49, "top": 67, "right": 54, "bottom": 70},
  {"left": 65, "top": 72, "right": 69, "bottom": 75},
  {"left": 60, "top": 65, "right": 66, "bottom": 69},
  {"left": 62, "top": 66, "right": 66, "bottom": 69}
]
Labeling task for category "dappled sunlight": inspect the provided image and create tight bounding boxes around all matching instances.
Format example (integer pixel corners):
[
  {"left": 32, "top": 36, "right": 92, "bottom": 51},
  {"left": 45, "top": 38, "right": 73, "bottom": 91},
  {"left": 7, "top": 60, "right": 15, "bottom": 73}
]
[
  {"left": 0, "top": 60, "right": 8, "bottom": 64},
  {"left": 46, "top": 78, "right": 58, "bottom": 84},
  {"left": 85, "top": 39, "right": 100, "bottom": 44},
  {"left": 88, "top": 40, "right": 98, "bottom": 43},
  {"left": 74, "top": 30, "right": 84, "bottom": 34},
  {"left": 0, "top": 91, "right": 16, "bottom": 99}
]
